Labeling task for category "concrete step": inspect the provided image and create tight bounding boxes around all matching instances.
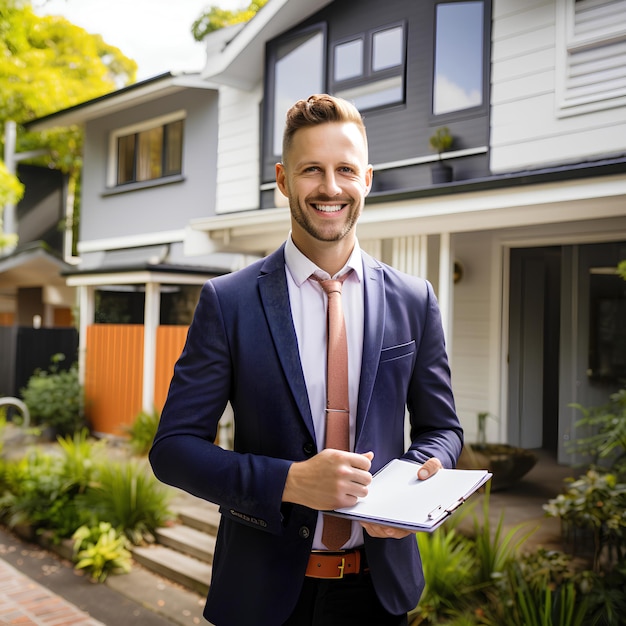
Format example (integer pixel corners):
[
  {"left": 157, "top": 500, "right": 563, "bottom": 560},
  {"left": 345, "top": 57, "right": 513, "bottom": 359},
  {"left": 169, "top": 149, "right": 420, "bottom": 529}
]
[
  {"left": 132, "top": 544, "right": 212, "bottom": 597},
  {"left": 155, "top": 524, "right": 216, "bottom": 564},
  {"left": 174, "top": 502, "right": 222, "bottom": 536}
]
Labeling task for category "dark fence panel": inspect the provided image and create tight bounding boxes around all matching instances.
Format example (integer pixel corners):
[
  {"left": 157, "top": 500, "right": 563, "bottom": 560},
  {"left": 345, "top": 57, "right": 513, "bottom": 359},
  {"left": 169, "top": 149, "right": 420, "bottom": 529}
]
[
  {"left": 13, "top": 327, "right": 79, "bottom": 396},
  {"left": 0, "top": 326, "right": 18, "bottom": 397}
]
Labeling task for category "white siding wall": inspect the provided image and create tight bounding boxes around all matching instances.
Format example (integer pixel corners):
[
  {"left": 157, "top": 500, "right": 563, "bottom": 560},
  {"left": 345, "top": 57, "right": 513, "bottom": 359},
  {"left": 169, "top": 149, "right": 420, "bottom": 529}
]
[
  {"left": 491, "top": 0, "right": 626, "bottom": 173},
  {"left": 216, "top": 85, "right": 263, "bottom": 213},
  {"left": 451, "top": 231, "right": 500, "bottom": 443}
]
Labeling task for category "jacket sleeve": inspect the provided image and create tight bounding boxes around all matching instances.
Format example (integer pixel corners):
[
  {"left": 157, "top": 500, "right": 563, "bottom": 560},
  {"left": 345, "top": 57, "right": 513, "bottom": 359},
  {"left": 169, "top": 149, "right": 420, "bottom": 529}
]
[
  {"left": 403, "top": 279, "right": 464, "bottom": 469},
  {"left": 149, "top": 280, "right": 292, "bottom": 535}
]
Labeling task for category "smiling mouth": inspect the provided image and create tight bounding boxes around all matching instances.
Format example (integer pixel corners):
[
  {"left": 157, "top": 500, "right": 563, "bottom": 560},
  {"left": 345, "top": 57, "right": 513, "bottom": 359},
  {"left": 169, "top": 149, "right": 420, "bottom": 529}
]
[{"left": 313, "top": 204, "right": 345, "bottom": 213}]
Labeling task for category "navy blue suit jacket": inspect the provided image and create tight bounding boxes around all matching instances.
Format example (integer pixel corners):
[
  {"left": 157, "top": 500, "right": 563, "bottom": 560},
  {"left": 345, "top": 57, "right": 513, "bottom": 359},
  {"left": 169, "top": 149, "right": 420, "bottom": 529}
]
[{"left": 150, "top": 244, "right": 463, "bottom": 625}]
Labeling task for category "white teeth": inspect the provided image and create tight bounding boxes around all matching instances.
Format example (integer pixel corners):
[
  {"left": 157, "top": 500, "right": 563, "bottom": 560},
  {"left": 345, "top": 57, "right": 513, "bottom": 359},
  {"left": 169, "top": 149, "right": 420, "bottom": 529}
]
[{"left": 314, "top": 204, "right": 343, "bottom": 212}]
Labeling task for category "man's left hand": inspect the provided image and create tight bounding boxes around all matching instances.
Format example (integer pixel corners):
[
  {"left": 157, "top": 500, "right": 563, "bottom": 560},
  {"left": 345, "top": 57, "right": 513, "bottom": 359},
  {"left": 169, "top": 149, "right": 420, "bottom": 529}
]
[{"left": 361, "top": 457, "right": 443, "bottom": 539}]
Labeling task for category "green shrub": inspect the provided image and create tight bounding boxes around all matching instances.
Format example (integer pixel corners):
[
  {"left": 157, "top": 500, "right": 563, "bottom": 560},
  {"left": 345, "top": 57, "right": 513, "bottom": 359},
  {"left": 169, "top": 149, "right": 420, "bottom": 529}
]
[
  {"left": 543, "top": 469, "right": 626, "bottom": 570},
  {"left": 72, "top": 522, "right": 132, "bottom": 582},
  {"left": 568, "top": 388, "right": 626, "bottom": 477},
  {"left": 124, "top": 409, "right": 160, "bottom": 455},
  {"left": 20, "top": 355, "right": 85, "bottom": 436},
  {"left": 0, "top": 448, "right": 88, "bottom": 539},
  {"left": 82, "top": 459, "right": 173, "bottom": 544}
]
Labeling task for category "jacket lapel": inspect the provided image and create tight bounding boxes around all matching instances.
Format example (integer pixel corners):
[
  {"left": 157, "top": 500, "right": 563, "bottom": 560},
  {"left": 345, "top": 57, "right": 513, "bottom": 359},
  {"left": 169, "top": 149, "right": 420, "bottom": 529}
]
[
  {"left": 258, "top": 245, "right": 316, "bottom": 440},
  {"left": 356, "top": 252, "right": 385, "bottom": 446}
]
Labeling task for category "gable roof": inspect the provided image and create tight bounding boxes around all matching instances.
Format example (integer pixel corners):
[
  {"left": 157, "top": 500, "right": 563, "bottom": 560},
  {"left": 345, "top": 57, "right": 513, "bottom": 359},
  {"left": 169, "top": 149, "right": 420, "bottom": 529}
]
[
  {"left": 25, "top": 72, "right": 215, "bottom": 131},
  {"left": 200, "top": 0, "right": 333, "bottom": 89}
]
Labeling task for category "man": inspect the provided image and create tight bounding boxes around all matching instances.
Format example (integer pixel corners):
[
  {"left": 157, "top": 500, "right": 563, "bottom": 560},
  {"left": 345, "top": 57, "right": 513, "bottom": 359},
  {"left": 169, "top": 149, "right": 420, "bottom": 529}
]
[{"left": 150, "top": 94, "right": 463, "bottom": 626}]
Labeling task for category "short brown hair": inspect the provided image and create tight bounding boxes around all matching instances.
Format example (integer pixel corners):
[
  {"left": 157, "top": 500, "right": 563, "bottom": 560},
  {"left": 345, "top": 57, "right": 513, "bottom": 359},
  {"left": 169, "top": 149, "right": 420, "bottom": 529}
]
[{"left": 282, "top": 94, "right": 367, "bottom": 163}]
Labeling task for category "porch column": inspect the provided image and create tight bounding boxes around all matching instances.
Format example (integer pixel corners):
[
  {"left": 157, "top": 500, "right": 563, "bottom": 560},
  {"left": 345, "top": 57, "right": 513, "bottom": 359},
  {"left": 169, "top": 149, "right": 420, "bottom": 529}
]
[
  {"left": 77, "top": 285, "right": 94, "bottom": 387},
  {"left": 438, "top": 232, "right": 454, "bottom": 352},
  {"left": 143, "top": 281, "right": 160, "bottom": 412}
]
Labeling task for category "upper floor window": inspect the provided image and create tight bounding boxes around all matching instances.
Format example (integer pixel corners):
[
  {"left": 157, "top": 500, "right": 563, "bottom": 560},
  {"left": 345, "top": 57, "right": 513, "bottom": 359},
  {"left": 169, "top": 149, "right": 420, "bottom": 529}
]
[
  {"left": 556, "top": 0, "right": 626, "bottom": 115},
  {"left": 433, "top": 1, "right": 484, "bottom": 116},
  {"left": 270, "top": 26, "right": 325, "bottom": 158},
  {"left": 331, "top": 23, "right": 406, "bottom": 111},
  {"left": 109, "top": 112, "right": 184, "bottom": 187}
]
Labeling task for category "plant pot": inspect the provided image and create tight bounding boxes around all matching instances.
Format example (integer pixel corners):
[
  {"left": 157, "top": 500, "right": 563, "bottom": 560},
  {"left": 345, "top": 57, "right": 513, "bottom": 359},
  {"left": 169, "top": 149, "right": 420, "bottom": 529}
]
[
  {"left": 457, "top": 443, "right": 538, "bottom": 491},
  {"left": 431, "top": 160, "right": 453, "bottom": 184}
]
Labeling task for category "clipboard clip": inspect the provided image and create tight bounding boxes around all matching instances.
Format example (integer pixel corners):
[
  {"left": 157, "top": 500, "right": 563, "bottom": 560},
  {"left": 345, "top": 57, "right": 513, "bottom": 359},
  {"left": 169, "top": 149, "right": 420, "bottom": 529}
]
[
  {"left": 427, "top": 504, "right": 444, "bottom": 520},
  {"left": 445, "top": 498, "right": 464, "bottom": 514},
  {"left": 428, "top": 498, "right": 464, "bottom": 521}
]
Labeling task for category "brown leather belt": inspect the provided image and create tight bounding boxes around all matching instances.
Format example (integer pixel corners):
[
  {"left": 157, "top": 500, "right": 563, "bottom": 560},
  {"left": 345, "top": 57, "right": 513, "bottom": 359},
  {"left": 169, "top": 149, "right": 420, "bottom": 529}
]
[{"left": 306, "top": 549, "right": 368, "bottom": 579}]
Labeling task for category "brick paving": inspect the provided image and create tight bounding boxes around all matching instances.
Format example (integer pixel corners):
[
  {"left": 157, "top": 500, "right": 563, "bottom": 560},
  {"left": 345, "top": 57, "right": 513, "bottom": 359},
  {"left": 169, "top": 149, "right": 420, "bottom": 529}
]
[{"left": 0, "top": 558, "right": 104, "bottom": 626}]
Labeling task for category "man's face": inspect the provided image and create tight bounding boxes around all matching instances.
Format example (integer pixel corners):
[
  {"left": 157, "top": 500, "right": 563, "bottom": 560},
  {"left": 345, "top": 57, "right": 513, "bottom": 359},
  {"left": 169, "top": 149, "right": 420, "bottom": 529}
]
[{"left": 276, "top": 122, "right": 373, "bottom": 252}]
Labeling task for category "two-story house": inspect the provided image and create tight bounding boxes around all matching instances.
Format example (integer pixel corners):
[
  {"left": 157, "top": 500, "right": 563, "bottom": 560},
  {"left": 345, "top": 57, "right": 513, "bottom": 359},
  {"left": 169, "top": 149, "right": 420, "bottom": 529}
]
[
  {"left": 25, "top": 71, "right": 252, "bottom": 434},
  {"left": 28, "top": 0, "right": 626, "bottom": 465}
]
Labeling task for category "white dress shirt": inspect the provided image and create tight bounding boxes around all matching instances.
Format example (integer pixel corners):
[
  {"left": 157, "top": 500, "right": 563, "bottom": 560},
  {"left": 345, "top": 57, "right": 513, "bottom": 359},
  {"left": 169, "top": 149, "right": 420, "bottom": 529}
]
[{"left": 284, "top": 234, "right": 365, "bottom": 550}]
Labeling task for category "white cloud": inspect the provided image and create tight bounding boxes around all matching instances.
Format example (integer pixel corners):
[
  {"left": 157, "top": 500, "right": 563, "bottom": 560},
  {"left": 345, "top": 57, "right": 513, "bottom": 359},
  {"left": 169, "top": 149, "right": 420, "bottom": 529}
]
[{"left": 434, "top": 74, "right": 482, "bottom": 116}]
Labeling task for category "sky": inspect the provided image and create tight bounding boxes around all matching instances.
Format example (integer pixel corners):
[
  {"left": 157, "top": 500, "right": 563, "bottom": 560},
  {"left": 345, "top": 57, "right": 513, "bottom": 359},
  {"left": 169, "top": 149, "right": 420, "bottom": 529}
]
[{"left": 33, "top": 0, "right": 248, "bottom": 81}]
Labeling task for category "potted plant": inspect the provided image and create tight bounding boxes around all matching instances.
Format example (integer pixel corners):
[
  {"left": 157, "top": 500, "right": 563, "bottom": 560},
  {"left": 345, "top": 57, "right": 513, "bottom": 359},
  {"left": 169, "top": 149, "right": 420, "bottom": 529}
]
[
  {"left": 457, "top": 411, "right": 538, "bottom": 491},
  {"left": 428, "top": 126, "right": 454, "bottom": 184}
]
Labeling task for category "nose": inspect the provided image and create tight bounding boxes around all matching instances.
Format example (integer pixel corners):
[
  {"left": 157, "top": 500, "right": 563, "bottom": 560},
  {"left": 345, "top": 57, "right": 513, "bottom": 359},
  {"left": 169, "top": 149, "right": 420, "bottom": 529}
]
[{"left": 319, "top": 171, "right": 341, "bottom": 196}]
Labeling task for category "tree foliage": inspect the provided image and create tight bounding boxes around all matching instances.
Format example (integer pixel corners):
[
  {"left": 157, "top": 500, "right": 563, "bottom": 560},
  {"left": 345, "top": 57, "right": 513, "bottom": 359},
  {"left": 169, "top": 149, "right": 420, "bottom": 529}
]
[
  {"left": 0, "top": 0, "right": 137, "bottom": 244},
  {"left": 191, "top": 0, "right": 268, "bottom": 41}
]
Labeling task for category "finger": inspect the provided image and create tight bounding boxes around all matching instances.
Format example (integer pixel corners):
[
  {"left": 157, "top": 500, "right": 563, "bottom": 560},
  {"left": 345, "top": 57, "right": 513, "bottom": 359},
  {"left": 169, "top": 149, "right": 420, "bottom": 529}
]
[
  {"left": 417, "top": 457, "right": 443, "bottom": 480},
  {"left": 361, "top": 522, "right": 412, "bottom": 539},
  {"left": 349, "top": 451, "right": 373, "bottom": 471}
]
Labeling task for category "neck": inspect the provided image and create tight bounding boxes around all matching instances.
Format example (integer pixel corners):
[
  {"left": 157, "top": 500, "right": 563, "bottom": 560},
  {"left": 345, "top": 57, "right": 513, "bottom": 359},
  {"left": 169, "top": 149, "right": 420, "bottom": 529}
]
[{"left": 291, "top": 235, "right": 355, "bottom": 277}]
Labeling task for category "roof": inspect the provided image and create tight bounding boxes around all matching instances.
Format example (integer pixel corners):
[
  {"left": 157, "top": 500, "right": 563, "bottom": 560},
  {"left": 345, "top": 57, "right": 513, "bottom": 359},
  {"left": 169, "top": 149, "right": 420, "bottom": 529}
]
[
  {"left": 0, "top": 242, "right": 72, "bottom": 288},
  {"left": 25, "top": 72, "right": 216, "bottom": 131},
  {"left": 200, "top": 0, "right": 333, "bottom": 89}
]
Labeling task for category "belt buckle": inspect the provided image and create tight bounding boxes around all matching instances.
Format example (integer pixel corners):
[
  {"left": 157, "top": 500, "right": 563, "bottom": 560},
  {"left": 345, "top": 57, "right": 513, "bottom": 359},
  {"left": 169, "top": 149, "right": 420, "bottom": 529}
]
[{"left": 329, "top": 556, "right": 346, "bottom": 579}]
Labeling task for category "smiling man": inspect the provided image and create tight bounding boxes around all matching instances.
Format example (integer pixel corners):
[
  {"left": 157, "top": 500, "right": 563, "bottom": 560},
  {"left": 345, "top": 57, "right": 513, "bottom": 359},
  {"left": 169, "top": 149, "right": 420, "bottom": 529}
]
[{"left": 150, "top": 94, "right": 463, "bottom": 626}]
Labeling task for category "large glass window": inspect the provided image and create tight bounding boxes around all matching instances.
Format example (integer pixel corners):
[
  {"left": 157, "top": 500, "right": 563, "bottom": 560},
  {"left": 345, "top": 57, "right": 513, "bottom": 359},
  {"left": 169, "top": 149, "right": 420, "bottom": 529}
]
[
  {"left": 332, "top": 23, "right": 406, "bottom": 111},
  {"left": 433, "top": 2, "right": 484, "bottom": 116},
  {"left": 272, "top": 28, "right": 325, "bottom": 156},
  {"left": 114, "top": 117, "right": 184, "bottom": 186}
]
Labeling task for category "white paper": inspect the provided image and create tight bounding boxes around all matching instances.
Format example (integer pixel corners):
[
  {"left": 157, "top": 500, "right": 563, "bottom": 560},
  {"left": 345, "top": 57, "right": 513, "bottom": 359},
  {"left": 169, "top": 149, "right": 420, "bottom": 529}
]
[{"left": 330, "top": 458, "right": 491, "bottom": 532}]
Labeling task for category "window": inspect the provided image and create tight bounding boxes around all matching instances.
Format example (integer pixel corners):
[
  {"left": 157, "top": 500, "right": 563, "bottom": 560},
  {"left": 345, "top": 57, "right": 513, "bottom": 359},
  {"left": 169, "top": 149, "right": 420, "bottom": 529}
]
[
  {"left": 270, "top": 27, "right": 325, "bottom": 157},
  {"left": 110, "top": 113, "right": 184, "bottom": 187},
  {"left": 556, "top": 0, "right": 626, "bottom": 115},
  {"left": 331, "top": 23, "right": 406, "bottom": 111},
  {"left": 433, "top": 2, "right": 484, "bottom": 116}
]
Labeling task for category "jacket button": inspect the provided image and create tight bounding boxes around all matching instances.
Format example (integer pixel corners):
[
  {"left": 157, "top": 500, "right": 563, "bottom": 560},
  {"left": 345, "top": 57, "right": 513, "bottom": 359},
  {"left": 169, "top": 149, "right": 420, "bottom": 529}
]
[
  {"left": 299, "top": 526, "right": 310, "bottom": 539},
  {"left": 303, "top": 442, "right": 315, "bottom": 456}
]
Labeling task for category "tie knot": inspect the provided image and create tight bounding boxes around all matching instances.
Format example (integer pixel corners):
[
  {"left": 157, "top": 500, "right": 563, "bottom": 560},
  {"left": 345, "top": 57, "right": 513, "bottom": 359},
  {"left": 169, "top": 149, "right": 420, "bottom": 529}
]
[{"left": 310, "top": 271, "right": 351, "bottom": 295}]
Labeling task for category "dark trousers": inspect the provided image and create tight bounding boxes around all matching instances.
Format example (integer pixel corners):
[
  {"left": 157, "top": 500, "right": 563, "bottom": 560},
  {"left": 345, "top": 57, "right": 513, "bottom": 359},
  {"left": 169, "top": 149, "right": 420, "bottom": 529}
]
[{"left": 283, "top": 572, "right": 408, "bottom": 626}]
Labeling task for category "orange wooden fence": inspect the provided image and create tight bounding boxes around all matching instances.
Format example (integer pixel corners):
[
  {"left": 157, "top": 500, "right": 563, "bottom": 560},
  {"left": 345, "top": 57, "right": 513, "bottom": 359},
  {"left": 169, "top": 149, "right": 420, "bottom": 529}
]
[{"left": 84, "top": 324, "right": 188, "bottom": 435}]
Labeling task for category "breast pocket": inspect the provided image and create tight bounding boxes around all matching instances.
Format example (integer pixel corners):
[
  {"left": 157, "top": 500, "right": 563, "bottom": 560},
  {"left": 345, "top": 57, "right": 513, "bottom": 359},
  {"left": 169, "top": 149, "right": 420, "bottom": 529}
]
[{"left": 379, "top": 340, "right": 416, "bottom": 363}]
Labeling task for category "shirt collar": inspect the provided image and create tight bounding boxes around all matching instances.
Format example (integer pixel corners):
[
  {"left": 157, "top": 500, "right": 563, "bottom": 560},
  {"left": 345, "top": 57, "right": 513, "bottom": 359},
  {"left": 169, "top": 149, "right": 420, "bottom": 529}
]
[{"left": 284, "top": 233, "right": 363, "bottom": 287}]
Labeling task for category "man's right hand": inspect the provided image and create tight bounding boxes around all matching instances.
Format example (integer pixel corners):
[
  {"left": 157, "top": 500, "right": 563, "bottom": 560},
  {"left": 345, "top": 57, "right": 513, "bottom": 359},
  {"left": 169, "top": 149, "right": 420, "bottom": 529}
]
[{"left": 282, "top": 450, "right": 374, "bottom": 511}]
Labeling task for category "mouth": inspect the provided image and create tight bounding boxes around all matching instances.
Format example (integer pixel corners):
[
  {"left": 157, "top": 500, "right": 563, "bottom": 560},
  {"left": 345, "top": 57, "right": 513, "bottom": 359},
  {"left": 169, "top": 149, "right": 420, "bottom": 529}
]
[{"left": 312, "top": 203, "right": 346, "bottom": 213}]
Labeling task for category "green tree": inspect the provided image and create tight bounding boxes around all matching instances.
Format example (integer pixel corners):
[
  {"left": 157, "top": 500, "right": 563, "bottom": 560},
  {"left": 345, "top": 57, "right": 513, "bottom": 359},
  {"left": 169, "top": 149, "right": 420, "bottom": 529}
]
[
  {"left": 191, "top": 0, "right": 268, "bottom": 41},
  {"left": 1, "top": 0, "right": 137, "bottom": 246}
]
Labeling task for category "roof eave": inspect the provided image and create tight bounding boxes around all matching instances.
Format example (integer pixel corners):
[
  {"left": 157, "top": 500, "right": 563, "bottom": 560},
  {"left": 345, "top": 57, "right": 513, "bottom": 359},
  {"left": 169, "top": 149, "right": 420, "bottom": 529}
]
[
  {"left": 25, "top": 72, "right": 217, "bottom": 131},
  {"left": 201, "top": 0, "right": 333, "bottom": 90}
]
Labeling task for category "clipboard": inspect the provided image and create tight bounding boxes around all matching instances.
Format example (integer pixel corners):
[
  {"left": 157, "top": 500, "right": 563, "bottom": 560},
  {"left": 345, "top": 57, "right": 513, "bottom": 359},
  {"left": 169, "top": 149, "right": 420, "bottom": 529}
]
[{"left": 328, "top": 458, "right": 492, "bottom": 532}]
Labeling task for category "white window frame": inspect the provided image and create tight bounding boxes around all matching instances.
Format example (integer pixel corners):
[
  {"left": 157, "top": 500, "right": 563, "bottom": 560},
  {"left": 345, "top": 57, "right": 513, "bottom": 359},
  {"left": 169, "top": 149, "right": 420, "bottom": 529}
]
[
  {"left": 555, "top": 0, "right": 626, "bottom": 117},
  {"left": 107, "top": 110, "right": 186, "bottom": 188}
]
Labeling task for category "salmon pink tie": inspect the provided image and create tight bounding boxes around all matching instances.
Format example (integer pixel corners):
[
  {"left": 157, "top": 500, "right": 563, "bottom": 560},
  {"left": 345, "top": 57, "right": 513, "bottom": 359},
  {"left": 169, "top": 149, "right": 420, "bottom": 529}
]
[{"left": 312, "top": 272, "right": 352, "bottom": 550}]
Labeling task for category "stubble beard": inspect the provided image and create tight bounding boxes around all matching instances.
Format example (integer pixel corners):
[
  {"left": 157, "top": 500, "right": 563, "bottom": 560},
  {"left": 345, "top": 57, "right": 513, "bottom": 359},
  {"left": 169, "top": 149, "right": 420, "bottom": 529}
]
[{"left": 289, "top": 197, "right": 361, "bottom": 243}]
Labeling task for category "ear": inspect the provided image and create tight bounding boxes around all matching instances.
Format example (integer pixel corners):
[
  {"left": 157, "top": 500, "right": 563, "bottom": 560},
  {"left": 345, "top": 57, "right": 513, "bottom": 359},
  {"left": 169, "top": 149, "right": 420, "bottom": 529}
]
[
  {"left": 363, "top": 165, "right": 373, "bottom": 196},
  {"left": 275, "top": 162, "right": 289, "bottom": 198}
]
